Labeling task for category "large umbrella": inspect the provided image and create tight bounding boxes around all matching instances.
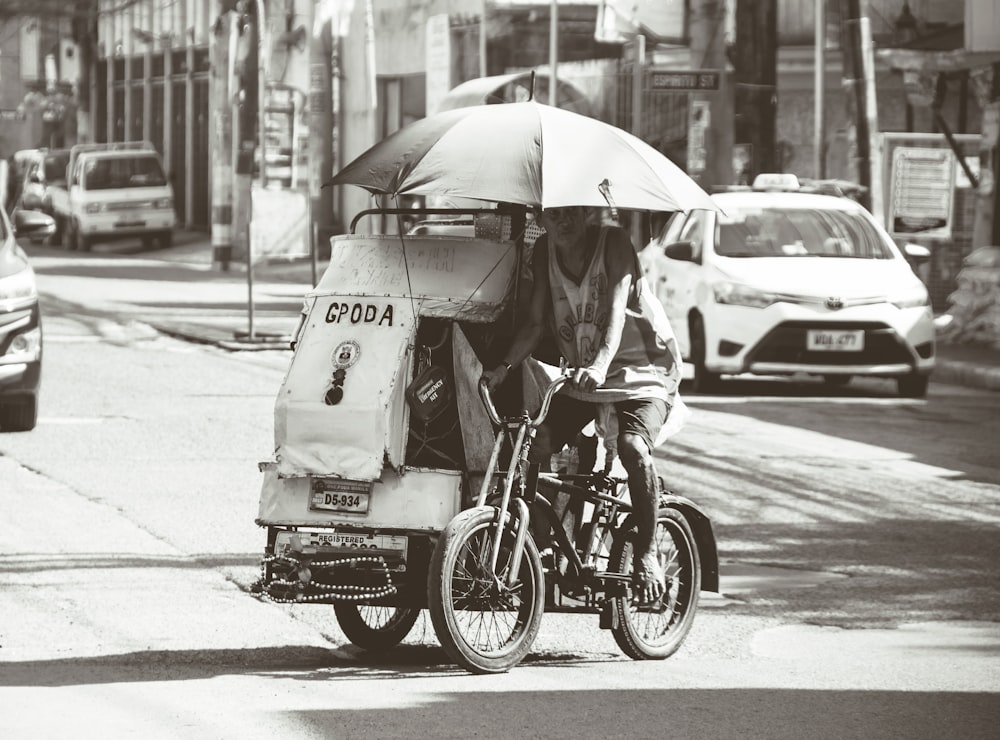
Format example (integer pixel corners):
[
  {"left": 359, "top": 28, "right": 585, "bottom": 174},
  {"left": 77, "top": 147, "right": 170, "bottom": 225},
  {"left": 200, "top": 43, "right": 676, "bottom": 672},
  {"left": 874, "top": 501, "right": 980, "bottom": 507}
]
[{"left": 328, "top": 101, "right": 718, "bottom": 213}]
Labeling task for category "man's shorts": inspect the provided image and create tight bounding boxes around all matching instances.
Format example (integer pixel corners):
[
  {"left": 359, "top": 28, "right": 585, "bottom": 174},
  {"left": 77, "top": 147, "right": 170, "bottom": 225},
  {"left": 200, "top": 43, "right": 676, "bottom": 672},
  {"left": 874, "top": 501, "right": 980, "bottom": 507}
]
[{"left": 542, "top": 394, "right": 671, "bottom": 455}]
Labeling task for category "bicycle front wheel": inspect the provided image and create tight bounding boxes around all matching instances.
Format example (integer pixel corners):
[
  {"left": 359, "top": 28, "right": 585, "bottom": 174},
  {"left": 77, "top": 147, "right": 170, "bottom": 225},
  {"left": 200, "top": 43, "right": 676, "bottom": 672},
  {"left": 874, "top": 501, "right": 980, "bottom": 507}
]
[
  {"left": 609, "top": 507, "right": 701, "bottom": 660},
  {"left": 428, "top": 506, "right": 545, "bottom": 674}
]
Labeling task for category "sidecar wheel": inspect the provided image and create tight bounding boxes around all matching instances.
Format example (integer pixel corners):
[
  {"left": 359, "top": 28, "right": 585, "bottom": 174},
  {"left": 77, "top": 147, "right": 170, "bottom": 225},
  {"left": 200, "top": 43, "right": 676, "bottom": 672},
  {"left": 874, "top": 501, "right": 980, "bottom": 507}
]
[
  {"left": 428, "top": 506, "right": 545, "bottom": 674},
  {"left": 609, "top": 507, "right": 701, "bottom": 660},
  {"left": 334, "top": 604, "right": 421, "bottom": 651}
]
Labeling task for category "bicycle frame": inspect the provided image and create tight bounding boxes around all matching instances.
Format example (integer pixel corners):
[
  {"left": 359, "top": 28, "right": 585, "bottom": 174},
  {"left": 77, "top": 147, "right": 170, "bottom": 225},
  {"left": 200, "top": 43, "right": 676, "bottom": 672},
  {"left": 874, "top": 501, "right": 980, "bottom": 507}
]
[
  {"left": 475, "top": 373, "right": 580, "bottom": 589},
  {"left": 431, "top": 367, "right": 718, "bottom": 673},
  {"left": 532, "top": 473, "right": 633, "bottom": 590}
]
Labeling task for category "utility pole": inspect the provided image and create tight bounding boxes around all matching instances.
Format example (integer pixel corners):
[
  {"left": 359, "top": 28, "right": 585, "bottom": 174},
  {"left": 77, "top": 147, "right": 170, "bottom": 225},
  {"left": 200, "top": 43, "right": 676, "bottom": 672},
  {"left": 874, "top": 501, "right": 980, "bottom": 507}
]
[
  {"left": 309, "top": 2, "right": 334, "bottom": 267},
  {"left": 549, "top": 0, "right": 558, "bottom": 105},
  {"left": 841, "top": 0, "right": 883, "bottom": 219},
  {"left": 689, "top": 0, "right": 732, "bottom": 189},
  {"left": 733, "top": 0, "right": 777, "bottom": 180},
  {"left": 211, "top": 6, "right": 233, "bottom": 270},
  {"left": 814, "top": 0, "right": 826, "bottom": 178},
  {"left": 231, "top": 1, "right": 258, "bottom": 268}
]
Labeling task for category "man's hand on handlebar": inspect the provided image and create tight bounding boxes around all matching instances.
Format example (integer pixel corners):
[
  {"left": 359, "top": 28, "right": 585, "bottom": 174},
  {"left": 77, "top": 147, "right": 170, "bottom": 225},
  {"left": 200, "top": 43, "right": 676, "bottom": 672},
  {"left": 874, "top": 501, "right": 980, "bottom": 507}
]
[
  {"left": 482, "top": 362, "right": 606, "bottom": 395},
  {"left": 571, "top": 365, "right": 606, "bottom": 393},
  {"left": 481, "top": 364, "right": 509, "bottom": 394}
]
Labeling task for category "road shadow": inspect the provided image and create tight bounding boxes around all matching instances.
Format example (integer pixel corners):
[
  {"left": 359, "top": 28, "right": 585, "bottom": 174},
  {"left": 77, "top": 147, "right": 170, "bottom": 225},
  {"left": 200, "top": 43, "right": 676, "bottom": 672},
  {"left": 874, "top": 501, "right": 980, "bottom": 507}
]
[
  {"left": 291, "top": 688, "right": 999, "bottom": 739},
  {"left": 0, "top": 642, "right": 602, "bottom": 688},
  {"left": 706, "top": 518, "right": 1000, "bottom": 627},
  {"left": 677, "top": 377, "right": 1000, "bottom": 485}
]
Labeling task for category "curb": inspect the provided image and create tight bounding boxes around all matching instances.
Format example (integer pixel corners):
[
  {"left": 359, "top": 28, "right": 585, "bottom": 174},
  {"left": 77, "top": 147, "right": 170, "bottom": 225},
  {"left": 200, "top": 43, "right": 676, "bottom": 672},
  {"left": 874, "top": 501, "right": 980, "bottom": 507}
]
[
  {"left": 151, "top": 322, "right": 293, "bottom": 352},
  {"left": 932, "top": 359, "right": 1000, "bottom": 393}
]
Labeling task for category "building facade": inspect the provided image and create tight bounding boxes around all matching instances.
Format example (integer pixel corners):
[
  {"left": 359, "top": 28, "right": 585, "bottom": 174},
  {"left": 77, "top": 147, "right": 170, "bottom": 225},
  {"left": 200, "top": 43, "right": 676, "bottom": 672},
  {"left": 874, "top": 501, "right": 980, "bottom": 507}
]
[{"left": 1, "top": 0, "right": 997, "bottom": 310}]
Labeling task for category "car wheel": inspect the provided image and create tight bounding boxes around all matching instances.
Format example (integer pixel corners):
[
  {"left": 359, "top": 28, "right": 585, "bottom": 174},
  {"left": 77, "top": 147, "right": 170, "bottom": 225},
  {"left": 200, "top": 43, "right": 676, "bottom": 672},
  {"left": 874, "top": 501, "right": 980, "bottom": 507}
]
[
  {"left": 689, "top": 315, "right": 720, "bottom": 393},
  {"left": 823, "top": 375, "right": 852, "bottom": 387},
  {"left": 0, "top": 396, "right": 38, "bottom": 432},
  {"left": 50, "top": 216, "right": 64, "bottom": 246},
  {"left": 78, "top": 232, "right": 93, "bottom": 252},
  {"left": 66, "top": 221, "right": 78, "bottom": 251},
  {"left": 897, "top": 373, "right": 929, "bottom": 398}
]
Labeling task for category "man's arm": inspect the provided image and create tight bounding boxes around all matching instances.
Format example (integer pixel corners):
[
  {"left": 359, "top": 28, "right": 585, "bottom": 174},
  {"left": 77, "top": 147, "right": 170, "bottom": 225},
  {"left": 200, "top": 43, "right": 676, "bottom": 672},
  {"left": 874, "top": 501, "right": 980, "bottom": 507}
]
[
  {"left": 482, "top": 238, "right": 551, "bottom": 390},
  {"left": 584, "top": 228, "right": 634, "bottom": 386}
]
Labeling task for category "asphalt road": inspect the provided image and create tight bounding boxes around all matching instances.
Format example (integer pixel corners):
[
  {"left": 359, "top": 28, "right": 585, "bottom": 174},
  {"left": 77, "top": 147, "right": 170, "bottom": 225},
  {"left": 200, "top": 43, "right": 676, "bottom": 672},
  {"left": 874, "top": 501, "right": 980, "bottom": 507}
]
[{"left": 0, "top": 246, "right": 998, "bottom": 738}]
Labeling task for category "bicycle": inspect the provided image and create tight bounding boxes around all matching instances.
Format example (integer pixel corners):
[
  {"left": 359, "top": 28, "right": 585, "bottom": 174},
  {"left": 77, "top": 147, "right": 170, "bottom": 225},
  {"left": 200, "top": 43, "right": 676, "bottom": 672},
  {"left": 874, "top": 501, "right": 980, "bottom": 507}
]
[{"left": 427, "top": 368, "right": 719, "bottom": 674}]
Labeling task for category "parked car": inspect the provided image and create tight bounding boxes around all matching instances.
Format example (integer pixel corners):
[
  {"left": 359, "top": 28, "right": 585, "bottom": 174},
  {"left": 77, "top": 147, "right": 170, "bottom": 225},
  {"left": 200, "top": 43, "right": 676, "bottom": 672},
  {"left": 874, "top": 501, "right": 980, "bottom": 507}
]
[
  {"left": 0, "top": 207, "right": 53, "bottom": 431},
  {"left": 21, "top": 148, "right": 71, "bottom": 214},
  {"left": 47, "top": 141, "right": 175, "bottom": 251},
  {"left": 639, "top": 174, "right": 935, "bottom": 397}
]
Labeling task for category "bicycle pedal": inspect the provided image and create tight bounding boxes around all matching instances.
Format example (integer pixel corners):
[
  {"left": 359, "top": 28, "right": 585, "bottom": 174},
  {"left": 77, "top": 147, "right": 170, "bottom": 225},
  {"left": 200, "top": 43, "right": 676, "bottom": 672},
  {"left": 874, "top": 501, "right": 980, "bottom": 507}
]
[{"left": 599, "top": 601, "right": 618, "bottom": 630}]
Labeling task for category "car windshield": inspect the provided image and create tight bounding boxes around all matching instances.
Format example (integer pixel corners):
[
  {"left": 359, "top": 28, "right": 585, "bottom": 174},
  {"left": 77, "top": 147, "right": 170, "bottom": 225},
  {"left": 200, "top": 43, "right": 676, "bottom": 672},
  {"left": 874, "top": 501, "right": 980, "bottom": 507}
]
[
  {"left": 83, "top": 155, "right": 167, "bottom": 190},
  {"left": 716, "top": 206, "right": 894, "bottom": 259}
]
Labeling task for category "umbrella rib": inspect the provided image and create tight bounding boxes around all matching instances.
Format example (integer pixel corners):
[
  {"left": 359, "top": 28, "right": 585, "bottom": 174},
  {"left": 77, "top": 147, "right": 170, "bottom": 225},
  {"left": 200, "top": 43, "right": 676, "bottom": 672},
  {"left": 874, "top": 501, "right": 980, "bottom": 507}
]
[
  {"left": 453, "top": 241, "right": 518, "bottom": 316},
  {"left": 392, "top": 216, "right": 419, "bottom": 320}
]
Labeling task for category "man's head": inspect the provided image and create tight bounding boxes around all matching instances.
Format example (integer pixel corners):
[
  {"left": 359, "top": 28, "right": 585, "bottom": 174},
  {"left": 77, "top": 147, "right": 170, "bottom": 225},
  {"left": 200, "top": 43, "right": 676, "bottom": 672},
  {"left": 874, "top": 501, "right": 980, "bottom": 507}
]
[{"left": 540, "top": 205, "right": 587, "bottom": 247}]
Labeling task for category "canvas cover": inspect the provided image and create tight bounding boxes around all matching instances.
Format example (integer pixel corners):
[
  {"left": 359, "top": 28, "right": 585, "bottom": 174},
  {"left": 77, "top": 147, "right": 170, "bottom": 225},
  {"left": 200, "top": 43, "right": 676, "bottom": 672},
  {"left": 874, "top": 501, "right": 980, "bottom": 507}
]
[
  {"left": 314, "top": 234, "right": 516, "bottom": 322},
  {"left": 272, "top": 234, "right": 516, "bottom": 481}
]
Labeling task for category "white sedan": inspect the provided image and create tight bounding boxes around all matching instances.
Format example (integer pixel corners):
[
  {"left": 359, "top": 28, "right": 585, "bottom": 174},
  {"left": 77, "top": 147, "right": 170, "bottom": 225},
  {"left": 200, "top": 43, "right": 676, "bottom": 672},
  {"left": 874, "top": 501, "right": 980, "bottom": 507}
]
[{"left": 639, "top": 177, "right": 935, "bottom": 397}]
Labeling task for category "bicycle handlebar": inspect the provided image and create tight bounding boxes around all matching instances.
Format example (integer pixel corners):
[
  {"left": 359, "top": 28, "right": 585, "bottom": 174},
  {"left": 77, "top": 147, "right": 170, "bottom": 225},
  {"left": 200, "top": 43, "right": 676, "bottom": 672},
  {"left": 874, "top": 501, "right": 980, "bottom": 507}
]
[{"left": 478, "top": 373, "right": 570, "bottom": 428}]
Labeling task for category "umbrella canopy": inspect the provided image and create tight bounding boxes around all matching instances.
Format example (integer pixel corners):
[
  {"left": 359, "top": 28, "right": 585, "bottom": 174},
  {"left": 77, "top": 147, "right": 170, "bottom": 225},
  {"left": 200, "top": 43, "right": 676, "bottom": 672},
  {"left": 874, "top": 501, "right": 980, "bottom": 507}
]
[{"left": 328, "top": 101, "right": 718, "bottom": 213}]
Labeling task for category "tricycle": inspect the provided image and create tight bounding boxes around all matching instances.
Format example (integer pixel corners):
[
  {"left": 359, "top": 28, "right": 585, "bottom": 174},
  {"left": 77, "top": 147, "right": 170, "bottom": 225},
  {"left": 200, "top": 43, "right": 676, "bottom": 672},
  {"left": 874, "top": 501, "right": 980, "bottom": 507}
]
[
  {"left": 252, "top": 98, "right": 722, "bottom": 673},
  {"left": 251, "top": 202, "right": 718, "bottom": 673}
]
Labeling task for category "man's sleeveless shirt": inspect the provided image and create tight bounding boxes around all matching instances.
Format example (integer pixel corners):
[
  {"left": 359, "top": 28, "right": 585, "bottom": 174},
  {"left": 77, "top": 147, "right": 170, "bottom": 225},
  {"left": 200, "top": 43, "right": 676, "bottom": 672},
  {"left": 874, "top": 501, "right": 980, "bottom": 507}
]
[{"left": 545, "top": 226, "right": 682, "bottom": 403}]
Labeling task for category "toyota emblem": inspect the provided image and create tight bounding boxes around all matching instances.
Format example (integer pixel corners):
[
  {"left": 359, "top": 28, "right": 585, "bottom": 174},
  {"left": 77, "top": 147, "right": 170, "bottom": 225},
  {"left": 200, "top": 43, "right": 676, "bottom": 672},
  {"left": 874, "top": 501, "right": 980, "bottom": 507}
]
[{"left": 825, "top": 297, "right": 844, "bottom": 311}]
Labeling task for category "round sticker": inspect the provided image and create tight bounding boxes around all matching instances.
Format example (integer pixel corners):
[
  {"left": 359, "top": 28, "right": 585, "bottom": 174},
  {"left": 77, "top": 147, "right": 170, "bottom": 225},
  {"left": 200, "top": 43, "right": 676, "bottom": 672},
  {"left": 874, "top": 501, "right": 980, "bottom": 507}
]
[{"left": 331, "top": 340, "right": 361, "bottom": 369}]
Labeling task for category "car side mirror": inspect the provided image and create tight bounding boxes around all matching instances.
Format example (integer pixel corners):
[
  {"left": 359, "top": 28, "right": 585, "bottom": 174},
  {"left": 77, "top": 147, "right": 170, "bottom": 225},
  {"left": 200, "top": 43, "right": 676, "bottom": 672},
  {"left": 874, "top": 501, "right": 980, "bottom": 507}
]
[
  {"left": 903, "top": 243, "right": 931, "bottom": 263},
  {"left": 664, "top": 240, "right": 696, "bottom": 262}
]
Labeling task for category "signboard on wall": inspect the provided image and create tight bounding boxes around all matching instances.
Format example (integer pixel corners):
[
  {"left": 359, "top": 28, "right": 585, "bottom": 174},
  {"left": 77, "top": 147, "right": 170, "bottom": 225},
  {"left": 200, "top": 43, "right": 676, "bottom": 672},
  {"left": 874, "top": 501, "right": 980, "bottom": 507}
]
[
  {"left": 887, "top": 147, "right": 956, "bottom": 238},
  {"left": 687, "top": 100, "right": 710, "bottom": 174},
  {"left": 882, "top": 132, "right": 981, "bottom": 240}
]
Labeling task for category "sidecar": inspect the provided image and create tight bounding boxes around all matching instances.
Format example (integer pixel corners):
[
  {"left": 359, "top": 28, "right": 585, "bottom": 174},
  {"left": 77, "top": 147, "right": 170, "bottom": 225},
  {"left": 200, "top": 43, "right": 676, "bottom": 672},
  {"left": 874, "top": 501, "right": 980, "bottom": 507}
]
[{"left": 253, "top": 206, "right": 532, "bottom": 639}]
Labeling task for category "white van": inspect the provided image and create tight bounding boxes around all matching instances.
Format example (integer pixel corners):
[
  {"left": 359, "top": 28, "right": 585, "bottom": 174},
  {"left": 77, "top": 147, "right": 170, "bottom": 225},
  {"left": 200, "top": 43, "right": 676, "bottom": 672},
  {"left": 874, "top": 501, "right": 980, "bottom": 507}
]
[{"left": 48, "top": 141, "right": 175, "bottom": 251}]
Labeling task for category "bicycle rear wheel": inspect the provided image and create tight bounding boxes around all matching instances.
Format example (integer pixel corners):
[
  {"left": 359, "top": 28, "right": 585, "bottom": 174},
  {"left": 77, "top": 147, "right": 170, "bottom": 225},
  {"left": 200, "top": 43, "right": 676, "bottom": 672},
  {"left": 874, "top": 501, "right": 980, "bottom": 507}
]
[
  {"left": 428, "top": 506, "right": 545, "bottom": 674},
  {"left": 609, "top": 507, "right": 701, "bottom": 660},
  {"left": 334, "top": 604, "right": 421, "bottom": 651}
]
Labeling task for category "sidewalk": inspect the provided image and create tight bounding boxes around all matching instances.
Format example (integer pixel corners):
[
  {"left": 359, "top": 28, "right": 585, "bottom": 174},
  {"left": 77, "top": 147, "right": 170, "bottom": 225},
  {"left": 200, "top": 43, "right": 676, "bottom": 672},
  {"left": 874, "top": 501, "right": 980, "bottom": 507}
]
[{"left": 93, "top": 229, "right": 1000, "bottom": 392}]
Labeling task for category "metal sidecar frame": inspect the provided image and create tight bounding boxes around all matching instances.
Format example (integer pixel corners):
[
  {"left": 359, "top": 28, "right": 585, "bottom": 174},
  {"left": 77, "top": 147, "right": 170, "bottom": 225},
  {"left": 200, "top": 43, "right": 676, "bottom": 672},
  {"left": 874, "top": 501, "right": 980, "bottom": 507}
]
[{"left": 252, "top": 206, "right": 534, "bottom": 621}]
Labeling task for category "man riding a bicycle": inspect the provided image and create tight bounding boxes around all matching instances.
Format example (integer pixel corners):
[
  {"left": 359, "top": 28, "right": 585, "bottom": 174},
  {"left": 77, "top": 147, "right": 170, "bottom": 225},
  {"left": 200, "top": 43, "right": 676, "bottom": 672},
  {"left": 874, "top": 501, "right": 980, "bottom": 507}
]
[{"left": 483, "top": 205, "right": 683, "bottom": 604}]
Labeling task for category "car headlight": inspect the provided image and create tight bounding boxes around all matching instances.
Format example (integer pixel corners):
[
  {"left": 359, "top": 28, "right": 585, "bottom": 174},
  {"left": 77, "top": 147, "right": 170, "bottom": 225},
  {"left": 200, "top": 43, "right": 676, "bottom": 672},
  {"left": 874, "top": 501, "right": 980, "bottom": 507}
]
[
  {"left": 713, "top": 280, "right": 778, "bottom": 308},
  {"left": 84, "top": 203, "right": 105, "bottom": 214},
  {"left": 5, "top": 326, "right": 41, "bottom": 361},
  {"left": 0, "top": 266, "right": 38, "bottom": 303},
  {"left": 889, "top": 284, "right": 930, "bottom": 309},
  {"left": 154, "top": 198, "right": 173, "bottom": 209}
]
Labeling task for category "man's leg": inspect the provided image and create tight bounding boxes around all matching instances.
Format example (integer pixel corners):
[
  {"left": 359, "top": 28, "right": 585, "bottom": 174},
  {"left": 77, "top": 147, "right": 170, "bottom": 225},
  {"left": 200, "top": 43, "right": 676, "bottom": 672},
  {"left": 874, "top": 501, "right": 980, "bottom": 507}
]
[
  {"left": 618, "top": 432, "right": 665, "bottom": 603},
  {"left": 615, "top": 398, "right": 670, "bottom": 603}
]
